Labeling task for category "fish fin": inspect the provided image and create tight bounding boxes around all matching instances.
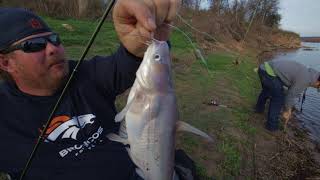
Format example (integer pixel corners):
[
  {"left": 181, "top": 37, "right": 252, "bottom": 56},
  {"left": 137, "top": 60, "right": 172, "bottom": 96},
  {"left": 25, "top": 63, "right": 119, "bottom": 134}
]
[
  {"left": 106, "top": 133, "right": 129, "bottom": 145},
  {"left": 115, "top": 97, "right": 135, "bottom": 122},
  {"left": 125, "top": 147, "right": 131, "bottom": 153},
  {"left": 176, "top": 121, "right": 214, "bottom": 142},
  {"left": 135, "top": 168, "right": 145, "bottom": 179},
  {"left": 114, "top": 106, "right": 129, "bottom": 122},
  {"left": 118, "top": 121, "right": 128, "bottom": 139},
  {"left": 114, "top": 110, "right": 126, "bottom": 122}
]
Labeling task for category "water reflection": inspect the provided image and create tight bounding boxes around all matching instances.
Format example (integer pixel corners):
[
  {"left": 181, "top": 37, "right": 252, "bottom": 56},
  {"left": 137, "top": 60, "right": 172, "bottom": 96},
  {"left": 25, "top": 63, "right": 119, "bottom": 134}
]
[{"left": 269, "top": 42, "right": 320, "bottom": 142}]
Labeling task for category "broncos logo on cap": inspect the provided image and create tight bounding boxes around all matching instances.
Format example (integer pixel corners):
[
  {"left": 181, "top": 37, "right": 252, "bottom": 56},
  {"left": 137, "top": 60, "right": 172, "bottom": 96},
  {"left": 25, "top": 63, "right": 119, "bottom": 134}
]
[
  {"left": 42, "top": 114, "right": 96, "bottom": 142},
  {"left": 29, "top": 18, "right": 43, "bottom": 29}
]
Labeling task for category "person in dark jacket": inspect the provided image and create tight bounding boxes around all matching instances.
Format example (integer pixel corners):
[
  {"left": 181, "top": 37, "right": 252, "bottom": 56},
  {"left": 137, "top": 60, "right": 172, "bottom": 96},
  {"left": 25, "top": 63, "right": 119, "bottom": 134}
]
[
  {"left": 255, "top": 60, "right": 320, "bottom": 131},
  {"left": 0, "top": 1, "right": 197, "bottom": 179}
]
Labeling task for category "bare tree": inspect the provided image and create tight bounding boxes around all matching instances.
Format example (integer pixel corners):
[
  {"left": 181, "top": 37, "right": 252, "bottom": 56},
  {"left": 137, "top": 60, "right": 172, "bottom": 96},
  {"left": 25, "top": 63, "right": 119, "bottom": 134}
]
[{"left": 78, "top": 0, "right": 89, "bottom": 17}]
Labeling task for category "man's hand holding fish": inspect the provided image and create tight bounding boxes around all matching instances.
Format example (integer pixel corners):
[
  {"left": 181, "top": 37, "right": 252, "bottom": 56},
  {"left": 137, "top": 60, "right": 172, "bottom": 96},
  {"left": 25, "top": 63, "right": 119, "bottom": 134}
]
[{"left": 113, "top": 0, "right": 181, "bottom": 57}]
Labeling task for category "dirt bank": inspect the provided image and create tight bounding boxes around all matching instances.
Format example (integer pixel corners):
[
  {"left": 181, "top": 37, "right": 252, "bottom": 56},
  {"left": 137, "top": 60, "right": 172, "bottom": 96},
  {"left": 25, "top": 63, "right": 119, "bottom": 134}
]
[
  {"left": 251, "top": 113, "right": 320, "bottom": 179},
  {"left": 252, "top": 45, "right": 320, "bottom": 179}
]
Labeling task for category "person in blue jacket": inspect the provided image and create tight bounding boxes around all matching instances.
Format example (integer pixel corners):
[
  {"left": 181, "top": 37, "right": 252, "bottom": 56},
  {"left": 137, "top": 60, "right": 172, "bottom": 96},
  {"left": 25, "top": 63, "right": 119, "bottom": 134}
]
[{"left": 0, "top": 0, "right": 196, "bottom": 179}]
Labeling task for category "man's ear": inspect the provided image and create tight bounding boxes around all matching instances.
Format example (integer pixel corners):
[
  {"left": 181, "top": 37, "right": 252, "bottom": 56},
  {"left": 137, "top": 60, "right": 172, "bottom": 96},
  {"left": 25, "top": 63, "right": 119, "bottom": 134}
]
[{"left": 0, "top": 54, "right": 10, "bottom": 72}]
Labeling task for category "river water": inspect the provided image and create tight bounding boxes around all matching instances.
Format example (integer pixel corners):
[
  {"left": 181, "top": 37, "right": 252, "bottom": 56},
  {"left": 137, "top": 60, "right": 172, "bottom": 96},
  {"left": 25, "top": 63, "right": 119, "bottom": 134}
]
[{"left": 269, "top": 42, "right": 320, "bottom": 142}]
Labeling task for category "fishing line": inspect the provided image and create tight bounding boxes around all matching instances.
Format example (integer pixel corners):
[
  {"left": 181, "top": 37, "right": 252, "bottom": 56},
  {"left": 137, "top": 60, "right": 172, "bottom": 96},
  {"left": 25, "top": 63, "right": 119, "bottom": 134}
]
[
  {"left": 111, "top": 21, "right": 205, "bottom": 67},
  {"left": 18, "top": 0, "right": 116, "bottom": 179},
  {"left": 164, "top": 23, "right": 211, "bottom": 73},
  {"left": 117, "top": 22, "right": 213, "bottom": 73},
  {"left": 176, "top": 13, "right": 236, "bottom": 55},
  {"left": 233, "top": 0, "right": 260, "bottom": 64},
  {"left": 176, "top": 13, "right": 218, "bottom": 42}
]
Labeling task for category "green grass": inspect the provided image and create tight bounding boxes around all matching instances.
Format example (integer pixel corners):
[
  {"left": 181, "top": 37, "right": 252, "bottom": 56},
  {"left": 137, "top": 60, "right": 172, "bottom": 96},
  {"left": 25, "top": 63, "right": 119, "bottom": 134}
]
[
  {"left": 174, "top": 52, "right": 258, "bottom": 178},
  {"left": 44, "top": 16, "right": 118, "bottom": 59},
  {"left": 218, "top": 136, "right": 242, "bottom": 177},
  {"left": 22, "top": 16, "right": 261, "bottom": 179}
]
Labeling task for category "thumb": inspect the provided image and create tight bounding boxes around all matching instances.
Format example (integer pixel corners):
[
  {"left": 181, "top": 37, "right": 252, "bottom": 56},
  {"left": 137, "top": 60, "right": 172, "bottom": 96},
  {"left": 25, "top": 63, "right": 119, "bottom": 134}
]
[
  {"left": 114, "top": 0, "right": 156, "bottom": 32},
  {"left": 135, "top": 1, "right": 157, "bottom": 32}
]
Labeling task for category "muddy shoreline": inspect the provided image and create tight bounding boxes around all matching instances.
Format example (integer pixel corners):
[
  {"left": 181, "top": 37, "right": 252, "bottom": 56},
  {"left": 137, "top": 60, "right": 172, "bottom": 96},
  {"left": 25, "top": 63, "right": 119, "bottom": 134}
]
[{"left": 254, "top": 47, "right": 320, "bottom": 178}]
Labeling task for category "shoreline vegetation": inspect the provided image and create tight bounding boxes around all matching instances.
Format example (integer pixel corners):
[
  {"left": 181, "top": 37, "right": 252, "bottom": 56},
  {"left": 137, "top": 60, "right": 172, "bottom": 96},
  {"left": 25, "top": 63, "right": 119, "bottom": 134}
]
[{"left": 1, "top": 0, "right": 320, "bottom": 179}]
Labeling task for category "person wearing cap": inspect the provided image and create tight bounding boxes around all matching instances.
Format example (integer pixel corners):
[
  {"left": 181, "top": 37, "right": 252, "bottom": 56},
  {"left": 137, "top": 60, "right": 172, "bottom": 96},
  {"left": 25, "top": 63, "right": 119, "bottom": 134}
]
[
  {"left": 255, "top": 60, "right": 320, "bottom": 131},
  {"left": 0, "top": 1, "right": 197, "bottom": 180}
]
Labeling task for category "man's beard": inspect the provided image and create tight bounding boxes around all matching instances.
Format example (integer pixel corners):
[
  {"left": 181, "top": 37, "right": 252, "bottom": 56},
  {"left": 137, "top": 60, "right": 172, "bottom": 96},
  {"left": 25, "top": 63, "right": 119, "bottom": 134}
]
[
  {"left": 22, "top": 61, "right": 70, "bottom": 95},
  {"left": 44, "top": 62, "right": 69, "bottom": 93}
]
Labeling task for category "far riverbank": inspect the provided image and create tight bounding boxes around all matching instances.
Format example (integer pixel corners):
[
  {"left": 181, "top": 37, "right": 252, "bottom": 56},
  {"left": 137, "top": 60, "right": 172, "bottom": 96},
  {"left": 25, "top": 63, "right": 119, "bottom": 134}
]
[{"left": 301, "top": 37, "right": 320, "bottom": 43}]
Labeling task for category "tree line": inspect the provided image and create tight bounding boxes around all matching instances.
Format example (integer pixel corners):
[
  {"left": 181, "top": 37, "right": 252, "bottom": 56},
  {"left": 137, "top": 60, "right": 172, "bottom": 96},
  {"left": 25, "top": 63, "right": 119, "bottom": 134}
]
[
  {"left": 0, "top": 0, "right": 107, "bottom": 18},
  {"left": 0, "top": 0, "right": 289, "bottom": 47},
  {"left": 0, "top": 0, "right": 280, "bottom": 28},
  {"left": 182, "top": 0, "right": 281, "bottom": 27}
]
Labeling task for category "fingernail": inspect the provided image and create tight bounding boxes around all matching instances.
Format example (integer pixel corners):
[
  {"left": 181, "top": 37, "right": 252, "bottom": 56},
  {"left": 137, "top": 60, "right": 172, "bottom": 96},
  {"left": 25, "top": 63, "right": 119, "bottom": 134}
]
[{"left": 148, "top": 18, "right": 156, "bottom": 30}]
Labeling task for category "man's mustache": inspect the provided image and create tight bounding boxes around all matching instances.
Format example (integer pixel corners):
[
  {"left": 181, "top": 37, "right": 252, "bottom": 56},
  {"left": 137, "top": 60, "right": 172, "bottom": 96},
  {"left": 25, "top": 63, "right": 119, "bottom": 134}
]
[{"left": 47, "top": 56, "right": 67, "bottom": 67}]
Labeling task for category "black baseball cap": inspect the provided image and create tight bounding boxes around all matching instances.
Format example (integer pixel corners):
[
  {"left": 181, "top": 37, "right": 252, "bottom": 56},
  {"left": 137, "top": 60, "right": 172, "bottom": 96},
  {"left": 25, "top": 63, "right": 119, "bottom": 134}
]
[{"left": 0, "top": 8, "right": 52, "bottom": 52}]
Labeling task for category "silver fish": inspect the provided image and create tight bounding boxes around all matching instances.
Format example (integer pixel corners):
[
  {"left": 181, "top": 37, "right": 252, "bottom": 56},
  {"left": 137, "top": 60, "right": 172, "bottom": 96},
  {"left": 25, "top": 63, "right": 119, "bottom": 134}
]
[{"left": 108, "top": 40, "right": 213, "bottom": 180}]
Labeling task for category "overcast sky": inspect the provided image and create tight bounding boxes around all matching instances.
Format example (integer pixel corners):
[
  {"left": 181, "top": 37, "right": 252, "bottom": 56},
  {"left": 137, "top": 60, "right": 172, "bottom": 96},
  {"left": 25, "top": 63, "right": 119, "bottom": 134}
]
[{"left": 279, "top": 0, "right": 320, "bottom": 37}]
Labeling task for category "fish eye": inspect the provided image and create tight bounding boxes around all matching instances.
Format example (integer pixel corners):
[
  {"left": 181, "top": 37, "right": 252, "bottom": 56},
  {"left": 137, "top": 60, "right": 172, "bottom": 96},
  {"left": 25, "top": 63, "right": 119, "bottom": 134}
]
[{"left": 154, "top": 54, "right": 161, "bottom": 61}]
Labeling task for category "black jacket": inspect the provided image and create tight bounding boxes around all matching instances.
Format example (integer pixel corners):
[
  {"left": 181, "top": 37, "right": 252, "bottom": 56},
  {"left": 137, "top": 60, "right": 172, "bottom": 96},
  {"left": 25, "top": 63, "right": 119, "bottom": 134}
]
[{"left": 0, "top": 45, "right": 141, "bottom": 180}]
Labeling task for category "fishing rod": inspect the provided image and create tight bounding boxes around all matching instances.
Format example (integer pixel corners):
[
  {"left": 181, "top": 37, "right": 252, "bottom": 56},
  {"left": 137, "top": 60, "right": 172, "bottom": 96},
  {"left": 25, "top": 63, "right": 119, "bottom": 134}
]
[
  {"left": 19, "top": 0, "right": 116, "bottom": 179},
  {"left": 299, "top": 89, "right": 307, "bottom": 112}
]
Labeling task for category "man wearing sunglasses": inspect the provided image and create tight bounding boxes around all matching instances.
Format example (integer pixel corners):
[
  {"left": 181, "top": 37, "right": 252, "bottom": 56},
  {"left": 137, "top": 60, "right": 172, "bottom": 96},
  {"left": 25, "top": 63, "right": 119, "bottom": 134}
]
[
  {"left": 0, "top": 1, "right": 196, "bottom": 180},
  {"left": 255, "top": 60, "right": 320, "bottom": 132}
]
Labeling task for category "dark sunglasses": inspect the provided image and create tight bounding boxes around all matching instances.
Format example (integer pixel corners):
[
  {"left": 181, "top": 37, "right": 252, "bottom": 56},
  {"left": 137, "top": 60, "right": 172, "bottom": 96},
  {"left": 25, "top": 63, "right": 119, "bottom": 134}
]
[{"left": 0, "top": 33, "right": 61, "bottom": 54}]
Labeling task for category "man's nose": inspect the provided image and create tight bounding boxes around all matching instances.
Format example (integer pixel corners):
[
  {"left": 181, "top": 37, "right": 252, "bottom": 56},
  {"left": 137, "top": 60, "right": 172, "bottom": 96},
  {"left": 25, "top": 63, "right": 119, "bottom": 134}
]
[{"left": 46, "top": 42, "right": 60, "bottom": 55}]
